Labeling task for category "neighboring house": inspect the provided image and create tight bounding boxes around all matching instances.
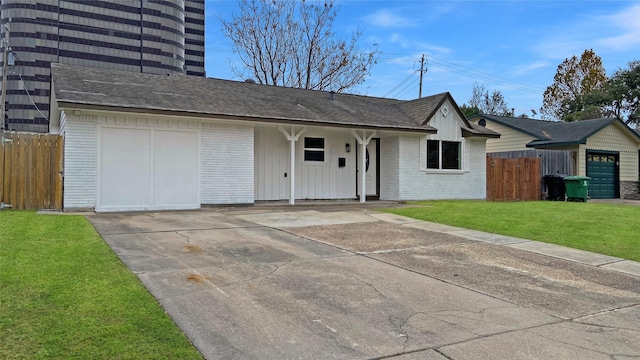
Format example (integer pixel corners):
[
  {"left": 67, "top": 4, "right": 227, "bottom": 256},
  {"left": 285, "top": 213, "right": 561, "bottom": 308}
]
[
  {"left": 469, "top": 114, "right": 640, "bottom": 199},
  {"left": 49, "top": 63, "right": 499, "bottom": 212}
]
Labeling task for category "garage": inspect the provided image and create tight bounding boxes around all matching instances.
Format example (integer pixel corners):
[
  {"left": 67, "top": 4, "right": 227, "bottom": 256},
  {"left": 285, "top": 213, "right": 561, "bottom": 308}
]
[
  {"left": 586, "top": 151, "right": 618, "bottom": 199},
  {"left": 98, "top": 127, "right": 199, "bottom": 211}
]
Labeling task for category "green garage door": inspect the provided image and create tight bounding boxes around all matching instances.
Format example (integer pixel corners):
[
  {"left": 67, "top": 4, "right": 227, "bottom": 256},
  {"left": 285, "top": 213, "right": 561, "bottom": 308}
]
[{"left": 586, "top": 152, "right": 617, "bottom": 199}]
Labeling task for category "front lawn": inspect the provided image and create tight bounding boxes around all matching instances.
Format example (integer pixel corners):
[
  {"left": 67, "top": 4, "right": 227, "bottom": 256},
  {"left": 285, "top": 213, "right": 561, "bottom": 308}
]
[
  {"left": 0, "top": 211, "right": 202, "bottom": 359},
  {"left": 384, "top": 201, "right": 640, "bottom": 262}
]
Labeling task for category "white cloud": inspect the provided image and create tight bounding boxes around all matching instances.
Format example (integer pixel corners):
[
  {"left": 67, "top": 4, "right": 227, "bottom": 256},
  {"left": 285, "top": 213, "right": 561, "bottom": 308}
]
[
  {"left": 534, "top": 3, "right": 640, "bottom": 60},
  {"left": 363, "top": 9, "right": 415, "bottom": 28},
  {"left": 509, "top": 61, "right": 550, "bottom": 77},
  {"left": 596, "top": 4, "right": 640, "bottom": 50}
]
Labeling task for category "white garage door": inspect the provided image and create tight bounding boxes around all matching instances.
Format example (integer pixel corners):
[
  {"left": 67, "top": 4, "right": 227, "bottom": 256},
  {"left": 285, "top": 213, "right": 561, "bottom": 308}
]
[{"left": 98, "top": 127, "right": 199, "bottom": 212}]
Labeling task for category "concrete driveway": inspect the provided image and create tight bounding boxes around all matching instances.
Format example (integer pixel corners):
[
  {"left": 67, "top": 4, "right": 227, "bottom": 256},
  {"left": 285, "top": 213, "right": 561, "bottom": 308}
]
[{"left": 87, "top": 205, "right": 640, "bottom": 360}]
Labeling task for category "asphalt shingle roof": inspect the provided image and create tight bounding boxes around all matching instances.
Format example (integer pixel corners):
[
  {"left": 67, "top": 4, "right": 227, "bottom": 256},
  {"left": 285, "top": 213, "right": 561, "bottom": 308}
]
[
  {"left": 473, "top": 114, "right": 640, "bottom": 147},
  {"left": 50, "top": 63, "right": 499, "bottom": 137}
]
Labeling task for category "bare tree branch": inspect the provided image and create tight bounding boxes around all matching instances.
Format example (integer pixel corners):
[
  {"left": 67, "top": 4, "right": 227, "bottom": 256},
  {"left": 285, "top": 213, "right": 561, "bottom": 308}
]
[{"left": 220, "top": 0, "right": 379, "bottom": 92}]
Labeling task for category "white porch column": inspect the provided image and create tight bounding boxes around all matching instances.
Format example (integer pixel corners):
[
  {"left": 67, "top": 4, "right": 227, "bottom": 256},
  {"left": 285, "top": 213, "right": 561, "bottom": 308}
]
[
  {"left": 279, "top": 126, "right": 306, "bottom": 205},
  {"left": 351, "top": 130, "right": 376, "bottom": 203}
]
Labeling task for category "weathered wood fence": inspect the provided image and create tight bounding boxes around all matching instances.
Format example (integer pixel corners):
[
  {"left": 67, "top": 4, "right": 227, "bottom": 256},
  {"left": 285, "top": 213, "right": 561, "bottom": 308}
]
[
  {"left": 486, "top": 156, "right": 541, "bottom": 201},
  {"left": 487, "top": 150, "right": 576, "bottom": 196},
  {"left": 1, "top": 132, "right": 64, "bottom": 210}
]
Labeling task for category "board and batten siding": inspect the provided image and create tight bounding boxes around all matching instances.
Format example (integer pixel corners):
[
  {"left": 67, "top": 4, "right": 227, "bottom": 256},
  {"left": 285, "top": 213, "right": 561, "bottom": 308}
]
[
  {"left": 200, "top": 122, "right": 255, "bottom": 204},
  {"left": 255, "top": 127, "right": 357, "bottom": 200},
  {"left": 584, "top": 124, "right": 639, "bottom": 181},
  {"left": 295, "top": 129, "right": 356, "bottom": 199},
  {"left": 379, "top": 136, "right": 400, "bottom": 200},
  {"left": 396, "top": 136, "right": 487, "bottom": 200},
  {"left": 254, "top": 127, "right": 290, "bottom": 201}
]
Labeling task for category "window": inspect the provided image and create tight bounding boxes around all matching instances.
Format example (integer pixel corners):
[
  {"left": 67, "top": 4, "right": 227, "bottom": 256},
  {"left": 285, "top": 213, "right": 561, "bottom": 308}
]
[
  {"left": 426, "top": 140, "right": 461, "bottom": 170},
  {"left": 304, "top": 137, "right": 325, "bottom": 162}
]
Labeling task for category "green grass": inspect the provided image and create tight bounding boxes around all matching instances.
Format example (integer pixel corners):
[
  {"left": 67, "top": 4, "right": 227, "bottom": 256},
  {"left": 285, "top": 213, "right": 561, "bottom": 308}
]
[
  {"left": 0, "top": 211, "right": 202, "bottom": 360},
  {"left": 384, "top": 200, "right": 640, "bottom": 262}
]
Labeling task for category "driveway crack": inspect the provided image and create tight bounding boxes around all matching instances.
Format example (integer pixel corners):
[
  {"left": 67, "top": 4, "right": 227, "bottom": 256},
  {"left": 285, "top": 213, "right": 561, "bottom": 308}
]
[
  {"left": 216, "top": 262, "right": 291, "bottom": 289},
  {"left": 175, "top": 230, "right": 192, "bottom": 244}
]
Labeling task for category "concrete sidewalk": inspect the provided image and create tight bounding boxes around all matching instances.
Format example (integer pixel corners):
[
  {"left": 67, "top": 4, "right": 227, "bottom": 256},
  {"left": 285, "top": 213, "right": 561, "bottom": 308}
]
[
  {"left": 87, "top": 206, "right": 640, "bottom": 360},
  {"left": 368, "top": 212, "right": 640, "bottom": 278}
]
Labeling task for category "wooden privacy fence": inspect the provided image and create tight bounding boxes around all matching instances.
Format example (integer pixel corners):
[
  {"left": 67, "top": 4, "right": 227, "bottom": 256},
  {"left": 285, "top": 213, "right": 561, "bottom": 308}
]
[
  {"left": 1, "top": 132, "right": 63, "bottom": 210},
  {"left": 487, "top": 156, "right": 541, "bottom": 201},
  {"left": 486, "top": 149, "right": 576, "bottom": 191}
]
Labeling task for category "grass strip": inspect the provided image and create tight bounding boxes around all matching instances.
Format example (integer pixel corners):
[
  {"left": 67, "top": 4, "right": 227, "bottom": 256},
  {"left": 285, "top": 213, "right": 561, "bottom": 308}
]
[
  {"left": 0, "top": 211, "right": 202, "bottom": 359},
  {"left": 384, "top": 200, "right": 640, "bottom": 262}
]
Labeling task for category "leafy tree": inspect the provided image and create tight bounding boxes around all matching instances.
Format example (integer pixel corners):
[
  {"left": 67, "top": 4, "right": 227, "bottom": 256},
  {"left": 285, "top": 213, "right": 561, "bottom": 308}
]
[
  {"left": 462, "top": 83, "right": 510, "bottom": 117},
  {"left": 460, "top": 104, "right": 481, "bottom": 118},
  {"left": 541, "top": 49, "right": 607, "bottom": 121},
  {"left": 220, "top": 0, "right": 379, "bottom": 92},
  {"left": 562, "top": 60, "right": 640, "bottom": 125},
  {"left": 606, "top": 60, "right": 640, "bottom": 125},
  {"left": 562, "top": 90, "right": 610, "bottom": 121}
]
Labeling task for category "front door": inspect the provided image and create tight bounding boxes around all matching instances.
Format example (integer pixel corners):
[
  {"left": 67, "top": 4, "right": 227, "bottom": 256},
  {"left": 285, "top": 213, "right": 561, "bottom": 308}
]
[{"left": 356, "top": 138, "right": 379, "bottom": 199}]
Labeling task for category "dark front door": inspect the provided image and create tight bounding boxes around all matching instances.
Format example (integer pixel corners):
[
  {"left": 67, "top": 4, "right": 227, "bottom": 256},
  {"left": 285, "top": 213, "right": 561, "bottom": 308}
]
[{"left": 586, "top": 151, "right": 618, "bottom": 199}]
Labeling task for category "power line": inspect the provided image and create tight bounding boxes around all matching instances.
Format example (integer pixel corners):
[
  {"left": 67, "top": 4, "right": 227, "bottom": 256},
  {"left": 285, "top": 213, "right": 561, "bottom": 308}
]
[
  {"left": 393, "top": 74, "right": 419, "bottom": 99},
  {"left": 377, "top": 52, "right": 545, "bottom": 96},
  {"left": 17, "top": 73, "right": 49, "bottom": 123},
  {"left": 382, "top": 71, "right": 417, "bottom": 98}
]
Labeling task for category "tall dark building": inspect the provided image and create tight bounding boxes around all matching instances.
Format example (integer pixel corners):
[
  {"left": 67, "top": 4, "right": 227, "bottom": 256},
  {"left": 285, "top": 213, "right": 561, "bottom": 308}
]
[{"left": 0, "top": 0, "right": 205, "bottom": 132}]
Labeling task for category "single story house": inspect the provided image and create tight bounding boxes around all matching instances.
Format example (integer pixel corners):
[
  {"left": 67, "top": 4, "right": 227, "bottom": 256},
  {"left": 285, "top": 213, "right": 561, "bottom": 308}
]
[
  {"left": 49, "top": 63, "right": 499, "bottom": 212},
  {"left": 469, "top": 114, "right": 640, "bottom": 199}
]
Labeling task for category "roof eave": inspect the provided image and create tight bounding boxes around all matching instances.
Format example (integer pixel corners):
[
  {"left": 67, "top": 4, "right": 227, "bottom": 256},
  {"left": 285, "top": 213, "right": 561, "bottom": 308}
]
[
  {"left": 57, "top": 101, "right": 438, "bottom": 134},
  {"left": 526, "top": 140, "right": 586, "bottom": 148},
  {"left": 462, "top": 128, "right": 501, "bottom": 138},
  {"left": 471, "top": 114, "right": 547, "bottom": 140}
]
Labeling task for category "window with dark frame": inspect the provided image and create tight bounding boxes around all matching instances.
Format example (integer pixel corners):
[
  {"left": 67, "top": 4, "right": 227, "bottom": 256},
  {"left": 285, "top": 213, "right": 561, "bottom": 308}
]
[
  {"left": 426, "top": 139, "right": 461, "bottom": 170},
  {"left": 442, "top": 141, "right": 461, "bottom": 169},
  {"left": 427, "top": 140, "right": 439, "bottom": 169},
  {"left": 304, "top": 137, "right": 325, "bottom": 162}
]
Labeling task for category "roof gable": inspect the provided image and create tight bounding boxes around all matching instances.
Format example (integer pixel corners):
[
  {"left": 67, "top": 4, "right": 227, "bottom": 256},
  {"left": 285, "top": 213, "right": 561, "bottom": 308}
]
[
  {"left": 402, "top": 93, "right": 499, "bottom": 138},
  {"left": 471, "top": 114, "right": 639, "bottom": 147}
]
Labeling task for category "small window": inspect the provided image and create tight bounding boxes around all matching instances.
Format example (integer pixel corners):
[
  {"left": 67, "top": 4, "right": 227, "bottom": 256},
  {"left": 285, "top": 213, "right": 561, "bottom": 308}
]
[
  {"left": 427, "top": 140, "right": 439, "bottom": 169},
  {"left": 426, "top": 139, "right": 461, "bottom": 170},
  {"left": 304, "top": 137, "right": 325, "bottom": 162}
]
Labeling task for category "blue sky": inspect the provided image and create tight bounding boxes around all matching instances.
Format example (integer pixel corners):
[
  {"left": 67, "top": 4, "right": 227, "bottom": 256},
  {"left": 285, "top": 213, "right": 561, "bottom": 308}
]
[{"left": 204, "top": 0, "right": 640, "bottom": 118}]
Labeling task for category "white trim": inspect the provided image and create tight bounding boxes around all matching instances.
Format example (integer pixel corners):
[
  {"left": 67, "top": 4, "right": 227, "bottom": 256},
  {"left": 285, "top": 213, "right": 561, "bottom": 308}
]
[
  {"left": 302, "top": 136, "right": 327, "bottom": 164},
  {"left": 420, "top": 137, "right": 467, "bottom": 173},
  {"left": 351, "top": 130, "right": 376, "bottom": 203},
  {"left": 279, "top": 125, "right": 307, "bottom": 205}
]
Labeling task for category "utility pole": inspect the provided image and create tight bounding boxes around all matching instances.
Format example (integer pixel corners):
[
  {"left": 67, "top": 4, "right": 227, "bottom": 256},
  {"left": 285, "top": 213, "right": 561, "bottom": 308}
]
[
  {"left": 418, "top": 54, "right": 428, "bottom": 98},
  {"left": 1, "top": 22, "right": 10, "bottom": 139}
]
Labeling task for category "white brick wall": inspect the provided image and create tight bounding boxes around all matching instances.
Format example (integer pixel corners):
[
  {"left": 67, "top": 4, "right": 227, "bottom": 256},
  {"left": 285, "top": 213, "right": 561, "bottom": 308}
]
[
  {"left": 200, "top": 122, "right": 255, "bottom": 204},
  {"left": 380, "top": 136, "right": 400, "bottom": 200},
  {"left": 63, "top": 114, "right": 98, "bottom": 209},
  {"left": 396, "top": 136, "right": 487, "bottom": 200}
]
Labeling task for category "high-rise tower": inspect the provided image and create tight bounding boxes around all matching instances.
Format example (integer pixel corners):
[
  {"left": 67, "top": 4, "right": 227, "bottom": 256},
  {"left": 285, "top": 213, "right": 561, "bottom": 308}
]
[{"left": 0, "top": 0, "right": 205, "bottom": 132}]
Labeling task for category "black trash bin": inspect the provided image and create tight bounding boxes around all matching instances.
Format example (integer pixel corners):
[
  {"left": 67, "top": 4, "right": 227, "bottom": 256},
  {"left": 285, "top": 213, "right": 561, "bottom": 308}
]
[{"left": 543, "top": 174, "right": 566, "bottom": 201}]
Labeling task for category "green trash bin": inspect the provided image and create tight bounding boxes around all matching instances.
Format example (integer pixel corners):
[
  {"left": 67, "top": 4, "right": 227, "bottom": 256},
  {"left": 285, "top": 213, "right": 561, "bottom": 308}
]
[{"left": 564, "top": 176, "right": 591, "bottom": 202}]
